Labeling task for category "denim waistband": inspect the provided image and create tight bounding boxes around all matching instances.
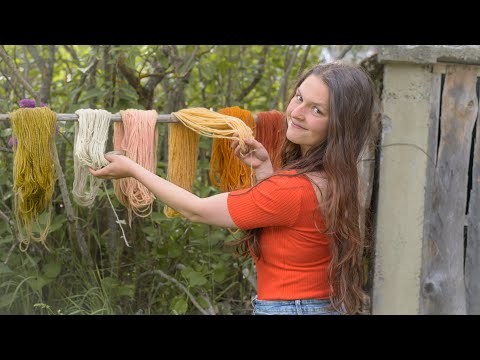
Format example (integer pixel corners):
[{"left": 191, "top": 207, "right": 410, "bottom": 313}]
[{"left": 251, "top": 295, "right": 345, "bottom": 315}]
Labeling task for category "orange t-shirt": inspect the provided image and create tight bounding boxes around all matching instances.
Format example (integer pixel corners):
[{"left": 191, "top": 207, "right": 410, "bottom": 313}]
[{"left": 227, "top": 170, "right": 331, "bottom": 300}]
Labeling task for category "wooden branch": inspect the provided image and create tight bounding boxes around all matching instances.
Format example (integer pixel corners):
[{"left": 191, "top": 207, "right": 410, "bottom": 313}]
[
  {"left": 72, "top": 57, "right": 99, "bottom": 105},
  {"left": 117, "top": 51, "right": 147, "bottom": 98},
  {"left": 39, "top": 45, "right": 55, "bottom": 103},
  {"left": 26, "top": 45, "right": 45, "bottom": 73},
  {"left": 0, "top": 46, "right": 41, "bottom": 104},
  {"left": 236, "top": 45, "right": 269, "bottom": 103},
  {"left": 140, "top": 72, "right": 167, "bottom": 79},
  {"left": 0, "top": 208, "right": 20, "bottom": 265},
  {"left": 144, "top": 64, "right": 166, "bottom": 93},
  {"left": 271, "top": 45, "right": 299, "bottom": 109},
  {"left": 335, "top": 45, "right": 354, "bottom": 61},
  {"left": 51, "top": 143, "right": 92, "bottom": 264},
  {"left": 295, "top": 45, "right": 312, "bottom": 79},
  {"left": 62, "top": 45, "right": 80, "bottom": 64},
  {"left": 0, "top": 147, "right": 13, "bottom": 153},
  {"left": 137, "top": 270, "right": 215, "bottom": 315},
  {"left": 0, "top": 68, "right": 23, "bottom": 100},
  {"left": 181, "top": 45, "right": 199, "bottom": 74},
  {"left": 0, "top": 209, "right": 12, "bottom": 224}
]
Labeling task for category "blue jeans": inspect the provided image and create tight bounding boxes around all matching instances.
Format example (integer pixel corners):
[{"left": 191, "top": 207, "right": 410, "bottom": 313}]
[{"left": 252, "top": 296, "right": 344, "bottom": 315}]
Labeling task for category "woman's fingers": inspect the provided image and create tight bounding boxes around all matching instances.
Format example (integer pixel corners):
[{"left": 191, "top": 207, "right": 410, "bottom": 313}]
[{"left": 88, "top": 166, "right": 108, "bottom": 178}]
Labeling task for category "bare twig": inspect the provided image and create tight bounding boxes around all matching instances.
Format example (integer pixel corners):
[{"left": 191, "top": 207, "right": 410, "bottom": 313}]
[
  {"left": 0, "top": 46, "right": 41, "bottom": 104},
  {"left": 334, "top": 45, "right": 354, "bottom": 61},
  {"left": 51, "top": 143, "right": 92, "bottom": 264},
  {"left": 199, "top": 293, "right": 217, "bottom": 315},
  {"left": 72, "top": 57, "right": 98, "bottom": 105},
  {"left": 62, "top": 45, "right": 80, "bottom": 64},
  {"left": 295, "top": 45, "right": 312, "bottom": 79},
  {"left": 0, "top": 147, "right": 13, "bottom": 153},
  {"left": 39, "top": 45, "right": 56, "bottom": 102},
  {"left": 0, "top": 209, "right": 20, "bottom": 265},
  {"left": 26, "top": 45, "right": 45, "bottom": 73},
  {"left": 236, "top": 45, "right": 269, "bottom": 103},
  {"left": 0, "top": 209, "right": 12, "bottom": 224},
  {"left": 271, "top": 45, "right": 300, "bottom": 109},
  {"left": 137, "top": 270, "right": 214, "bottom": 315}
]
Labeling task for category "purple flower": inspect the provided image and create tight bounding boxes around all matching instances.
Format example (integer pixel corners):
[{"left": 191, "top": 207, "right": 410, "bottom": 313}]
[
  {"left": 19, "top": 99, "right": 36, "bottom": 108},
  {"left": 55, "top": 125, "right": 59, "bottom": 135},
  {"left": 41, "top": 103, "right": 48, "bottom": 107},
  {"left": 8, "top": 136, "right": 17, "bottom": 148}
]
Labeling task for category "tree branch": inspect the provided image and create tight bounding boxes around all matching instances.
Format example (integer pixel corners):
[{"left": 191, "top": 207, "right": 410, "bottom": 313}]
[
  {"left": 271, "top": 45, "right": 300, "bottom": 109},
  {"left": 295, "top": 45, "right": 312, "bottom": 79},
  {"left": 0, "top": 208, "right": 20, "bottom": 265},
  {"left": 236, "top": 45, "right": 269, "bottom": 103},
  {"left": 62, "top": 45, "right": 80, "bottom": 64},
  {"left": 26, "top": 45, "right": 45, "bottom": 73},
  {"left": 72, "top": 57, "right": 98, "bottom": 105},
  {"left": 0, "top": 45, "right": 41, "bottom": 104},
  {"left": 137, "top": 270, "right": 215, "bottom": 315},
  {"left": 39, "top": 45, "right": 56, "bottom": 102},
  {"left": 335, "top": 45, "right": 354, "bottom": 61},
  {"left": 51, "top": 144, "right": 92, "bottom": 264},
  {"left": 117, "top": 52, "right": 145, "bottom": 96}
]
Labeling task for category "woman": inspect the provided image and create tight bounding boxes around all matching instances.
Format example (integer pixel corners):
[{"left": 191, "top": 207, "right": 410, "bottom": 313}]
[{"left": 90, "top": 61, "right": 375, "bottom": 315}]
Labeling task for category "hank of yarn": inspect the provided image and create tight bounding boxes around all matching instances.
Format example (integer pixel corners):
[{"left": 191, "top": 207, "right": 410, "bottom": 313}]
[
  {"left": 9, "top": 107, "right": 57, "bottom": 251},
  {"left": 163, "top": 122, "right": 200, "bottom": 217},
  {"left": 254, "top": 110, "right": 286, "bottom": 170},
  {"left": 209, "top": 106, "right": 255, "bottom": 192},
  {"left": 113, "top": 109, "right": 158, "bottom": 225},
  {"left": 72, "top": 109, "right": 112, "bottom": 207},
  {"left": 172, "top": 107, "right": 254, "bottom": 152}
]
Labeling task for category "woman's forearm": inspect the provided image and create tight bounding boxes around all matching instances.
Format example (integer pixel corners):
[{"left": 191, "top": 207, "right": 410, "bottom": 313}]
[{"left": 130, "top": 163, "right": 201, "bottom": 220}]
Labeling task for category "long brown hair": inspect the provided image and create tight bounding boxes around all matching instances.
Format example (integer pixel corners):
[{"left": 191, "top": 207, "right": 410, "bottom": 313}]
[{"left": 233, "top": 62, "right": 375, "bottom": 315}]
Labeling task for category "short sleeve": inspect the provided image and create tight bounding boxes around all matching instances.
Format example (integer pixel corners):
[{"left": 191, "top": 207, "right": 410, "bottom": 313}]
[{"left": 227, "top": 175, "right": 306, "bottom": 230}]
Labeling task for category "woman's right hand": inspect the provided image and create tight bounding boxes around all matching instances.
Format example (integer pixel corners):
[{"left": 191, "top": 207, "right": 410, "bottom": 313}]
[
  {"left": 89, "top": 153, "right": 139, "bottom": 180},
  {"left": 231, "top": 134, "right": 274, "bottom": 181}
]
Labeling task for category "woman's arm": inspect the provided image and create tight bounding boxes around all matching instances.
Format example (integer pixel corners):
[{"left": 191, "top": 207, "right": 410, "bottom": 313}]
[{"left": 89, "top": 154, "right": 237, "bottom": 228}]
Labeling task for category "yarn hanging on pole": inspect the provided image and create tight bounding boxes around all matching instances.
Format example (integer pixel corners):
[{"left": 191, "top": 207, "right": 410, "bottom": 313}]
[
  {"left": 9, "top": 106, "right": 57, "bottom": 251},
  {"left": 113, "top": 109, "right": 158, "bottom": 226},
  {"left": 209, "top": 106, "right": 256, "bottom": 192},
  {"left": 72, "top": 109, "right": 112, "bottom": 207}
]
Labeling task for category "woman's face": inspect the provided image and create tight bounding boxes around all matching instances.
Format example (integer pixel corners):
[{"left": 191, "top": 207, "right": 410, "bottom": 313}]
[{"left": 286, "top": 74, "right": 330, "bottom": 155}]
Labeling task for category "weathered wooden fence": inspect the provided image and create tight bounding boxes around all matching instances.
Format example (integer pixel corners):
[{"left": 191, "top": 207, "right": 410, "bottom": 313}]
[
  {"left": 372, "top": 45, "right": 480, "bottom": 315},
  {"left": 421, "top": 64, "right": 480, "bottom": 314}
]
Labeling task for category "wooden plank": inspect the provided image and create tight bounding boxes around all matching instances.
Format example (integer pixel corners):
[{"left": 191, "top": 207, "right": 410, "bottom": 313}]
[
  {"left": 433, "top": 63, "right": 480, "bottom": 76},
  {"left": 466, "top": 79, "right": 480, "bottom": 314},
  {"left": 419, "top": 71, "right": 441, "bottom": 314},
  {"left": 421, "top": 65, "right": 478, "bottom": 314}
]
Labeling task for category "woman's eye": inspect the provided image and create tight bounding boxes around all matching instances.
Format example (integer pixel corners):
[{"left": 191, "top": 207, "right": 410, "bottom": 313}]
[
  {"left": 313, "top": 107, "right": 321, "bottom": 115},
  {"left": 296, "top": 95, "right": 302, "bottom": 101}
]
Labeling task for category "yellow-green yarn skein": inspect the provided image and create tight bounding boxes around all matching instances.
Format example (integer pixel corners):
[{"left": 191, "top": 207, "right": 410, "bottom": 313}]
[{"left": 10, "top": 107, "right": 57, "bottom": 250}]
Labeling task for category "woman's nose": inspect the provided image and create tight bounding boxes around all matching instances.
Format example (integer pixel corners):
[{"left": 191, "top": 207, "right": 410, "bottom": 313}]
[{"left": 290, "top": 104, "right": 305, "bottom": 119}]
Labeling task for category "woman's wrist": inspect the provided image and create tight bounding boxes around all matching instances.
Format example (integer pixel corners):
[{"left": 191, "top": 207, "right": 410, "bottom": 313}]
[{"left": 254, "top": 163, "right": 274, "bottom": 182}]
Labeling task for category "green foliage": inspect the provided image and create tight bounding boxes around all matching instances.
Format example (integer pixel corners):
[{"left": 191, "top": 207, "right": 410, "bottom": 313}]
[{"left": 0, "top": 44, "right": 355, "bottom": 315}]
